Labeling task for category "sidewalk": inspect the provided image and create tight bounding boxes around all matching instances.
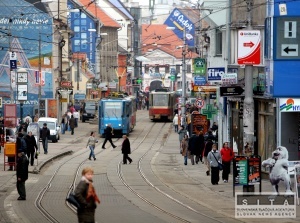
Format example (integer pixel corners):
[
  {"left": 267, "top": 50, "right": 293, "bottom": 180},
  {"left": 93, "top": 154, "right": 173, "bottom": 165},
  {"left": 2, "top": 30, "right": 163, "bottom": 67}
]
[
  {"left": 157, "top": 128, "right": 300, "bottom": 221},
  {"left": 0, "top": 122, "right": 98, "bottom": 191}
]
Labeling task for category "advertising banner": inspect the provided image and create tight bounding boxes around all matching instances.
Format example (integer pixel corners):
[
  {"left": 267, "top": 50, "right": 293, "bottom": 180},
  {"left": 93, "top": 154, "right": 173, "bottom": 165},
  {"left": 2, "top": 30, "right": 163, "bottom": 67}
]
[
  {"left": 164, "top": 8, "right": 195, "bottom": 47},
  {"left": 248, "top": 156, "right": 261, "bottom": 185},
  {"left": 233, "top": 156, "right": 248, "bottom": 186},
  {"left": 193, "top": 58, "right": 206, "bottom": 76},
  {"left": 238, "top": 30, "right": 261, "bottom": 65}
]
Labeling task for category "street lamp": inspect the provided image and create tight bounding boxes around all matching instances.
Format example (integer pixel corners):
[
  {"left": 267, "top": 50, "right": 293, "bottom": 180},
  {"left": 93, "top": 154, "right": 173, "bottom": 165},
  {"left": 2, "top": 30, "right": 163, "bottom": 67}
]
[{"left": 166, "top": 26, "right": 187, "bottom": 127}]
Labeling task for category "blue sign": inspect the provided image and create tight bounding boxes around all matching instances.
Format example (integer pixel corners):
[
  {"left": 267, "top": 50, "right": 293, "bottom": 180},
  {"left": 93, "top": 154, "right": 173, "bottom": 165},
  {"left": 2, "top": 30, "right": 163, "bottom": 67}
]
[
  {"left": 194, "top": 76, "right": 206, "bottom": 86},
  {"left": 271, "top": 0, "right": 300, "bottom": 97},
  {"left": 10, "top": 60, "right": 17, "bottom": 69},
  {"left": 164, "top": 8, "right": 195, "bottom": 47},
  {"left": 207, "top": 67, "right": 225, "bottom": 81}
]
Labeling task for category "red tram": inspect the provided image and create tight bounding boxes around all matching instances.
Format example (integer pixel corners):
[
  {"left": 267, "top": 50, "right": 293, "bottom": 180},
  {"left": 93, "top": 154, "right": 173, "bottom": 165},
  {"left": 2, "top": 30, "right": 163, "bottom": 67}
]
[{"left": 149, "top": 89, "right": 176, "bottom": 121}]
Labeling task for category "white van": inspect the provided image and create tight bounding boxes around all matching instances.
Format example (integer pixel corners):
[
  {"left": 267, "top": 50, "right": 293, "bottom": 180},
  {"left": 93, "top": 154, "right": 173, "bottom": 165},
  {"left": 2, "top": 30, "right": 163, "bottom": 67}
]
[{"left": 38, "top": 117, "right": 60, "bottom": 142}]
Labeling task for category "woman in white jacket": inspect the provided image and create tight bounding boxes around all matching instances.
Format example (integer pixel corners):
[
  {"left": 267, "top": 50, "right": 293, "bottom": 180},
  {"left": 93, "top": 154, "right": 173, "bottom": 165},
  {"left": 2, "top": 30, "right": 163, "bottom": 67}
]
[{"left": 173, "top": 114, "right": 179, "bottom": 132}]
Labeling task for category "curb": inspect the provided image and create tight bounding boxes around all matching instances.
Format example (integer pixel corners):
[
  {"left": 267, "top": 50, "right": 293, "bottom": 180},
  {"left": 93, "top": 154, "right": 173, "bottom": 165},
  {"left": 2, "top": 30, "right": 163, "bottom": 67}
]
[{"left": 30, "top": 150, "right": 73, "bottom": 174}]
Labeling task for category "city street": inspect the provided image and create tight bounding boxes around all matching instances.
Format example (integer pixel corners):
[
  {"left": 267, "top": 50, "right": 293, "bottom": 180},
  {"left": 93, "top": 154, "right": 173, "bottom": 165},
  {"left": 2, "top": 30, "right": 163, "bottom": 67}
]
[{"left": 0, "top": 110, "right": 299, "bottom": 223}]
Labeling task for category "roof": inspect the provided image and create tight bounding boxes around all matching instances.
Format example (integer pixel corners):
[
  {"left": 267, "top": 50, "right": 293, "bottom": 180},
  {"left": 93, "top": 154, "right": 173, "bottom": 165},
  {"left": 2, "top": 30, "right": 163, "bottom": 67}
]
[
  {"left": 77, "top": 0, "right": 121, "bottom": 28},
  {"left": 141, "top": 24, "right": 198, "bottom": 59}
]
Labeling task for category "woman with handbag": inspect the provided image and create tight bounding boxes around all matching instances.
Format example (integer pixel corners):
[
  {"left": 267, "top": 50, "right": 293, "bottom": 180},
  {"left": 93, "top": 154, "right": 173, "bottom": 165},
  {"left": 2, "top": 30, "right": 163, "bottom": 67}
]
[
  {"left": 74, "top": 167, "right": 100, "bottom": 223},
  {"left": 207, "top": 144, "right": 222, "bottom": 185},
  {"left": 220, "top": 142, "right": 234, "bottom": 183}
]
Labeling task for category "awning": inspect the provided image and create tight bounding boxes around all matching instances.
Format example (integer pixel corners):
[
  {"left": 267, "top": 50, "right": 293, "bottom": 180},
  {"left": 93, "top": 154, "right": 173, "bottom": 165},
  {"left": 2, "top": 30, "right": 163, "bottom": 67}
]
[{"left": 135, "top": 56, "right": 150, "bottom": 62}]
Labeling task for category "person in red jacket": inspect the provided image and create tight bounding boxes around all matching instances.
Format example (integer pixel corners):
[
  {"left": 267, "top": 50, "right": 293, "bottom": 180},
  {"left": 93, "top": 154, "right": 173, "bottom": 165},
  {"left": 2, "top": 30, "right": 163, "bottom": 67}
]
[{"left": 220, "top": 142, "right": 234, "bottom": 183}]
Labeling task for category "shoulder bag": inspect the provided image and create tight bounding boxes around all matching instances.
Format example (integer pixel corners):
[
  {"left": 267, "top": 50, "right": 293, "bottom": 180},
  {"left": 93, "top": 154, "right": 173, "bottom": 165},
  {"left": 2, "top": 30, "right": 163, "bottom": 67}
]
[
  {"left": 212, "top": 151, "right": 223, "bottom": 171},
  {"left": 66, "top": 192, "right": 81, "bottom": 209}
]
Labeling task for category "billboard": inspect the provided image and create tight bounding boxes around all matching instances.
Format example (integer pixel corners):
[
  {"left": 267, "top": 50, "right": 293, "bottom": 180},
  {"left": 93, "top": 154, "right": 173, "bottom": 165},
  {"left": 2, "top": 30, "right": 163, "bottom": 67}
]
[{"left": 164, "top": 8, "right": 195, "bottom": 47}]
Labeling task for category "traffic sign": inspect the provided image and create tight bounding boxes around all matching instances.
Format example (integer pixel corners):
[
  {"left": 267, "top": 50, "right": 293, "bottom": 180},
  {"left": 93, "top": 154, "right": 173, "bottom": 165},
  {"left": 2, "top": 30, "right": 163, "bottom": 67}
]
[
  {"left": 10, "top": 60, "right": 17, "bottom": 69},
  {"left": 238, "top": 30, "right": 261, "bottom": 64},
  {"left": 195, "top": 98, "right": 205, "bottom": 109},
  {"left": 220, "top": 86, "right": 244, "bottom": 96},
  {"left": 275, "top": 17, "right": 300, "bottom": 60}
]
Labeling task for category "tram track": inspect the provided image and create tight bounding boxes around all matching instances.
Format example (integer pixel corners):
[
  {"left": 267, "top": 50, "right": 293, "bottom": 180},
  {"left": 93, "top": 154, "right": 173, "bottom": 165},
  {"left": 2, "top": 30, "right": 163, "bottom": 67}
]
[
  {"left": 117, "top": 122, "right": 227, "bottom": 223},
  {"left": 34, "top": 115, "right": 148, "bottom": 222}
]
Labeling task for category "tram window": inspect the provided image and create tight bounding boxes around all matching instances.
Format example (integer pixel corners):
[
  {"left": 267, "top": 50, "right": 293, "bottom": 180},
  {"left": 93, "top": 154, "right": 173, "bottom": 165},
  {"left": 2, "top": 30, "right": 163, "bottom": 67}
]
[
  {"left": 153, "top": 94, "right": 168, "bottom": 106},
  {"left": 104, "top": 102, "right": 122, "bottom": 117}
]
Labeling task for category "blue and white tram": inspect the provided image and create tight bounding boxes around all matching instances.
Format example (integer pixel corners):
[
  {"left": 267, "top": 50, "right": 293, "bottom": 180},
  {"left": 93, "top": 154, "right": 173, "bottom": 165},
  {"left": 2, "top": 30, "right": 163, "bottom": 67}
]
[{"left": 99, "top": 94, "right": 136, "bottom": 137}]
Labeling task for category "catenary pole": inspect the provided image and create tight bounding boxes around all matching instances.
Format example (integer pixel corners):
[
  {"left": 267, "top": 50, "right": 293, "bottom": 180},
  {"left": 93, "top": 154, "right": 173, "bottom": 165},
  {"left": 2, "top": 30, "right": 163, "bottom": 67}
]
[
  {"left": 181, "top": 28, "right": 187, "bottom": 128},
  {"left": 243, "top": 0, "right": 255, "bottom": 155}
]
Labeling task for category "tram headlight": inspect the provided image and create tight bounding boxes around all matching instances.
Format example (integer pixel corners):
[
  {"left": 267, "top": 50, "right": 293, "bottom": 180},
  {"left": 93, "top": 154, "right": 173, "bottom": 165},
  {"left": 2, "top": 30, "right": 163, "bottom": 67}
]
[{"left": 118, "top": 124, "right": 121, "bottom": 126}]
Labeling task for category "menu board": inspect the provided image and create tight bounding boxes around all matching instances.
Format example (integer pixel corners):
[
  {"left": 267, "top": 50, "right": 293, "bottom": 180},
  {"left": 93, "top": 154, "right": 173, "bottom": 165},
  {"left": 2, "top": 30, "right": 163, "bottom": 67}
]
[
  {"left": 191, "top": 114, "right": 210, "bottom": 134},
  {"left": 234, "top": 156, "right": 248, "bottom": 186},
  {"left": 248, "top": 156, "right": 261, "bottom": 185}
]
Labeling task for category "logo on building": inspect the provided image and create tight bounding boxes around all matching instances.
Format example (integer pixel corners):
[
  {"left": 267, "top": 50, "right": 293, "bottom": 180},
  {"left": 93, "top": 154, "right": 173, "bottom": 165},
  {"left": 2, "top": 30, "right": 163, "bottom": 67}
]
[
  {"left": 207, "top": 67, "right": 225, "bottom": 82},
  {"left": 279, "top": 98, "right": 300, "bottom": 111}
]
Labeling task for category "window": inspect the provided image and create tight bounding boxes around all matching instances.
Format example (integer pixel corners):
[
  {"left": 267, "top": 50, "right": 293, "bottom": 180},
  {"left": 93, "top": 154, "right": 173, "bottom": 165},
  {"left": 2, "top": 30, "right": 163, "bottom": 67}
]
[
  {"left": 155, "top": 66, "right": 159, "bottom": 73},
  {"left": 187, "top": 64, "right": 191, "bottom": 73},
  {"left": 153, "top": 94, "right": 168, "bottom": 106},
  {"left": 74, "top": 26, "right": 80, "bottom": 32},
  {"left": 165, "top": 66, "right": 169, "bottom": 73},
  {"left": 176, "top": 65, "right": 180, "bottom": 74},
  {"left": 81, "top": 33, "right": 87, "bottom": 39},
  {"left": 215, "top": 29, "right": 222, "bottom": 55},
  {"left": 104, "top": 102, "right": 122, "bottom": 117}
]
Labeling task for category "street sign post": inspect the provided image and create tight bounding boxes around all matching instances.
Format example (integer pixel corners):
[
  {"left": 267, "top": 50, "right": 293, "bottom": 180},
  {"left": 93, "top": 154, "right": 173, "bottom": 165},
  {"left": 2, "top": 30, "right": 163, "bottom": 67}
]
[
  {"left": 195, "top": 98, "right": 205, "bottom": 109},
  {"left": 220, "top": 86, "right": 244, "bottom": 96}
]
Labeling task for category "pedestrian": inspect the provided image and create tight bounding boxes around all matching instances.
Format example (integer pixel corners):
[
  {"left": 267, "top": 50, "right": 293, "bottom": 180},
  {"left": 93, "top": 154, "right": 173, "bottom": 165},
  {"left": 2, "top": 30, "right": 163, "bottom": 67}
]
[
  {"left": 203, "top": 139, "right": 213, "bottom": 176},
  {"left": 196, "top": 131, "right": 205, "bottom": 164},
  {"left": 61, "top": 113, "right": 66, "bottom": 134},
  {"left": 73, "top": 110, "right": 80, "bottom": 128},
  {"left": 178, "top": 125, "right": 187, "bottom": 153},
  {"left": 86, "top": 131, "right": 98, "bottom": 161},
  {"left": 173, "top": 114, "right": 179, "bottom": 133},
  {"left": 102, "top": 124, "right": 117, "bottom": 149},
  {"left": 181, "top": 134, "right": 189, "bottom": 165},
  {"left": 188, "top": 130, "right": 200, "bottom": 165},
  {"left": 220, "top": 142, "right": 234, "bottom": 183},
  {"left": 74, "top": 167, "right": 100, "bottom": 223},
  {"left": 16, "top": 140, "right": 29, "bottom": 200},
  {"left": 69, "top": 115, "right": 75, "bottom": 135},
  {"left": 40, "top": 123, "right": 50, "bottom": 154},
  {"left": 207, "top": 144, "right": 221, "bottom": 185},
  {"left": 121, "top": 135, "right": 132, "bottom": 164},
  {"left": 145, "top": 96, "right": 149, "bottom": 110},
  {"left": 25, "top": 131, "right": 38, "bottom": 166}
]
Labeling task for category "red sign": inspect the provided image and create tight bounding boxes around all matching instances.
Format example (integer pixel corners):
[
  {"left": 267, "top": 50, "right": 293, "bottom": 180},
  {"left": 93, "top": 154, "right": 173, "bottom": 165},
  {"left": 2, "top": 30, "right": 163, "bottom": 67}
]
[
  {"left": 238, "top": 30, "right": 261, "bottom": 65},
  {"left": 195, "top": 98, "right": 205, "bottom": 109},
  {"left": 61, "top": 81, "right": 72, "bottom": 87},
  {"left": 91, "top": 90, "right": 98, "bottom": 95}
]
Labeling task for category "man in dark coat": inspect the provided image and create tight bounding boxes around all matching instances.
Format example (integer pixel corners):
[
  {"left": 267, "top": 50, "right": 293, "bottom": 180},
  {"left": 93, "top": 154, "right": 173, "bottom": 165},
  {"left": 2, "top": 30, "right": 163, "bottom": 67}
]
[
  {"left": 188, "top": 130, "right": 200, "bottom": 165},
  {"left": 102, "top": 124, "right": 116, "bottom": 149},
  {"left": 121, "top": 135, "right": 132, "bottom": 164},
  {"left": 16, "top": 149, "right": 29, "bottom": 200},
  {"left": 69, "top": 115, "right": 75, "bottom": 135},
  {"left": 40, "top": 123, "right": 50, "bottom": 154},
  {"left": 25, "top": 131, "right": 38, "bottom": 166}
]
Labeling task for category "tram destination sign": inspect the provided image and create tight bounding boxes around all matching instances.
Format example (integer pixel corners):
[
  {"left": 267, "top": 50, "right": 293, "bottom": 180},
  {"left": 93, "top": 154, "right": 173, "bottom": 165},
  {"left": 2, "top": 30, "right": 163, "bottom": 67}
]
[{"left": 220, "top": 86, "right": 244, "bottom": 96}]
